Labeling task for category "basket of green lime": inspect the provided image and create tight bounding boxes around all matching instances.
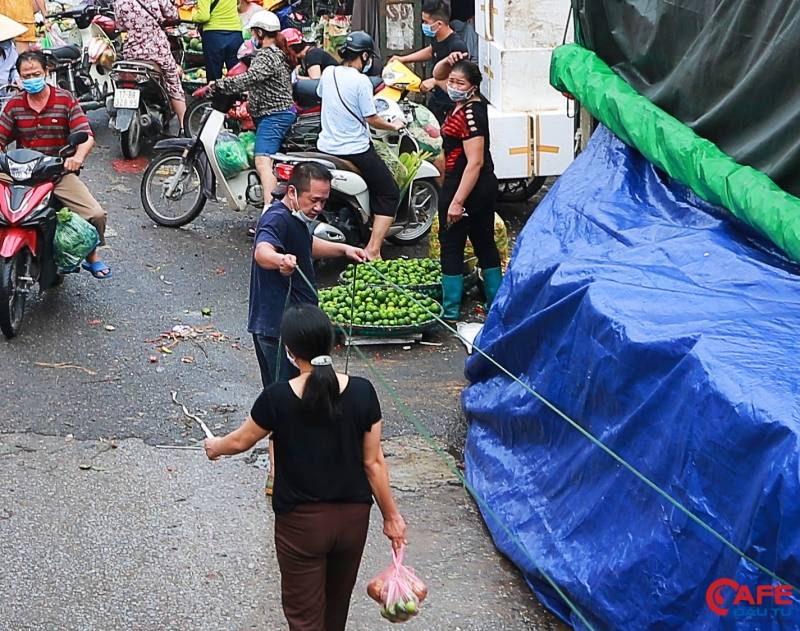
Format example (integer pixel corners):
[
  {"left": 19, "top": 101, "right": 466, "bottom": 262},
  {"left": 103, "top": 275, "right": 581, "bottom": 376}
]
[
  {"left": 339, "top": 258, "right": 443, "bottom": 300},
  {"left": 319, "top": 285, "right": 442, "bottom": 336}
]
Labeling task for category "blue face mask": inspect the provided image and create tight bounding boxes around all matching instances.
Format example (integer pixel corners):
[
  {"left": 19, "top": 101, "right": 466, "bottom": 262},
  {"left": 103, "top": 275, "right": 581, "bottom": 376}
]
[
  {"left": 421, "top": 22, "right": 438, "bottom": 37},
  {"left": 362, "top": 59, "right": 373, "bottom": 74},
  {"left": 21, "top": 77, "right": 46, "bottom": 94}
]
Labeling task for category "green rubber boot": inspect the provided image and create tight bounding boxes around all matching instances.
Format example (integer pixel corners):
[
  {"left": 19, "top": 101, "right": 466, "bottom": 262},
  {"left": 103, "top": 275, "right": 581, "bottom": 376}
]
[
  {"left": 482, "top": 267, "right": 503, "bottom": 308},
  {"left": 441, "top": 274, "right": 464, "bottom": 321}
]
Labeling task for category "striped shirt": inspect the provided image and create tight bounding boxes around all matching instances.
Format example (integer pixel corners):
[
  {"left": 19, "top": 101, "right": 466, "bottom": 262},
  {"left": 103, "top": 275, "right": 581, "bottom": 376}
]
[{"left": 0, "top": 87, "right": 93, "bottom": 156}]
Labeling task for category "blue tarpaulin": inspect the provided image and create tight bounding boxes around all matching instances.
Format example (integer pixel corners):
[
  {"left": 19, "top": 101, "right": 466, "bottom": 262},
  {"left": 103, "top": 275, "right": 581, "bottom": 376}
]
[{"left": 463, "top": 127, "right": 800, "bottom": 630}]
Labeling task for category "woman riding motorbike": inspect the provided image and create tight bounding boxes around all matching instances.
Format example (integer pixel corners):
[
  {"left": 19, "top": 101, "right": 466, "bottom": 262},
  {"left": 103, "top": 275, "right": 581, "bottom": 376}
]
[
  {"left": 316, "top": 31, "right": 405, "bottom": 261},
  {"left": 115, "top": 0, "right": 186, "bottom": 134},
  {"left": 211, "top": 10, "right": 296, "bottom": 209}
]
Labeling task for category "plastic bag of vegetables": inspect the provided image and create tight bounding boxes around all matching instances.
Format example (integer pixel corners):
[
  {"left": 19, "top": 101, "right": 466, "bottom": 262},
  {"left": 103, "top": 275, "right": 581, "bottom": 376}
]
[
  {"left": 367, "top": 546, "right": 427, "bottom": 623},
  {"left": 238, "top": 131, "right": 257, "bottom": 168},
  {"left": 53, "top": 207, "right": 100, "bottom": 273},
  {"left": 407, "top": 104, "right": 442, "bottom": 159},
  {"left": 214, "top": 130, "right": 250, "bottom": 178},
  {"left": 373, "top": 141, "right": 408, "bottom": 188}
]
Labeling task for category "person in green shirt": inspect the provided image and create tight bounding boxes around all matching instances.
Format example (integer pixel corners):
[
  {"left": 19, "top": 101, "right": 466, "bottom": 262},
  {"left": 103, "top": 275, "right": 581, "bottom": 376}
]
[{"left": 194, "top": 0, "right": 244, "bottom": 80}]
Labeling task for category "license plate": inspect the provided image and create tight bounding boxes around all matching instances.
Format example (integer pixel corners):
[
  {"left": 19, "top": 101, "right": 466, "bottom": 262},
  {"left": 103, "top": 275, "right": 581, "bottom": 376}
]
[{"left": 113, "top": 88, "right": 140, "bottom": 109}]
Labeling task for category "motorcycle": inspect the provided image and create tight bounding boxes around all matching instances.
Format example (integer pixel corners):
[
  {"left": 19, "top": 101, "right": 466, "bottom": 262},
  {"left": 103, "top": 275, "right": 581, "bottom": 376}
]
[
  {"left": 0, "top": 131, "right": 89, "bottom": 339},
  {"left": 140, "top": 94, "right": 440, "bottom": 247},
  {"left": 106, "top": 28, "right": 184, "bottom": 159},
  {"left": 43, "top": 2, "right": 120, "bottom": 112}
]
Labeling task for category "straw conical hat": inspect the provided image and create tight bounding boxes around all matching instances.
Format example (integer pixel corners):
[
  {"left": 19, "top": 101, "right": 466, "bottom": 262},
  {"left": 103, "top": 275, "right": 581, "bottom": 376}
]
[{"left": 0, "top": 14, "right": 29, "bottom": 42}]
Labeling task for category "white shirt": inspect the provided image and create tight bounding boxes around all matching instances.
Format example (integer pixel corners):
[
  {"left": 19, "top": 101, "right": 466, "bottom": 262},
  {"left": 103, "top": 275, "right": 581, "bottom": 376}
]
[{"left": 316, "top": 66, "right": 376, "bottom": 156}]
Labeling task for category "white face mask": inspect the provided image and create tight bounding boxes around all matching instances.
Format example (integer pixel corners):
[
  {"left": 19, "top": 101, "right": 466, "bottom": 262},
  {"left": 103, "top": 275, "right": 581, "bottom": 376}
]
[
  {"left": 287, "top": 189, "right": 313, "bottom": 224},
  {"left": 286, "top": 350, "right": 299, "bottom": 369}
]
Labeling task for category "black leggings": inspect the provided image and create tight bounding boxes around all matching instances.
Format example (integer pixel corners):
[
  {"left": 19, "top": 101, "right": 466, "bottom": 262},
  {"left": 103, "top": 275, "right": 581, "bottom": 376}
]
[
  {"left": 439, "top": 175, "right": 501, "bottom": 276},
  {"left": 336, "top": 145, "right": 399, "bottom": 217}
]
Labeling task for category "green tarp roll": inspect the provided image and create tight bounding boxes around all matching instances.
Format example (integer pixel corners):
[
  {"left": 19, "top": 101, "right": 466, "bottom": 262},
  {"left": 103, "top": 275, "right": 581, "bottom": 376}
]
[{"left": 550, "top": 43, "right": 800, "bottom": 265}]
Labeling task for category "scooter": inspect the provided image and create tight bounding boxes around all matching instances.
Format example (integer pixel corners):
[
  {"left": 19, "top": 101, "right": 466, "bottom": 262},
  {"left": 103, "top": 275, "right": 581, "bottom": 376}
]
[
  {"left": 43, "top": 2, "right": 120, "bottom": 111},
  {"left": 0, "top": 131, "right": 89, "bottom": 339},
  {"left": 106, "top": 24, "right": 187, "bottom": 158},
  {"left": 140, "top": 94, "right": 440, "bottom": 247},
  {"left": 107, "top": 59, "right": 175, "bottom": 159}
]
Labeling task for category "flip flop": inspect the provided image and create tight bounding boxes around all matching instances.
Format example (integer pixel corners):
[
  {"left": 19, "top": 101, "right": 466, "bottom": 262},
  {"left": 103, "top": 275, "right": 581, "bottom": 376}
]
[{"left": 81, "top": 260, "right": 113, "bottom": 279}]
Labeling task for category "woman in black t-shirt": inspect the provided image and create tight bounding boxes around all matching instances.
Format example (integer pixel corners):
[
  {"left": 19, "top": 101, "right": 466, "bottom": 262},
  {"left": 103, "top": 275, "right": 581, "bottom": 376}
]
[
  {"left": 431, "top": 53, "right": 503, "bottom": 321},
  {"left": 204, "top": 304, "right": 407, "bottom": 631}
]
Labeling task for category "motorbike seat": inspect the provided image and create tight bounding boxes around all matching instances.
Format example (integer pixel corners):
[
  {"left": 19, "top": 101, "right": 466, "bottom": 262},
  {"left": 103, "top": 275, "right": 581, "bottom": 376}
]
[
  {"left": 46, "top": 45, "right": 82, "bottom": 60},
  {"left": 123, "top": 60, "right": 163, "bottom": 74},
  {"left": 290, "top": 151, "right": 361, "bottom": 175}
]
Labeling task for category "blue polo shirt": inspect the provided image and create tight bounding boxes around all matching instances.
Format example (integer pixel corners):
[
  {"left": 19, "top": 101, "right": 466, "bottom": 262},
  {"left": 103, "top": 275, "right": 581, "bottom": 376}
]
[{"left": 248, "top": 202, "right": 318, "bottom": 339}]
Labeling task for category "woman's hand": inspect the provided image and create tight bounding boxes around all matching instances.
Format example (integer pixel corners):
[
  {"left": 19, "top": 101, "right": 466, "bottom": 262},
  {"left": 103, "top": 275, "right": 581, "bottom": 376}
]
[
  {"left": 204, "top": 437, "right": 222, "bottom": 461},
  {"left": 447, "top": 200, "right": 465, "bottom": 225},
  {"left": 445, "top": 51, "right": 469, "bottom": 66},
  {"left": 383, "top": 513, "right": 407, "bottom": 550},
  {"left": 207, "top": 80, "right": 216, "bottom": 93}
]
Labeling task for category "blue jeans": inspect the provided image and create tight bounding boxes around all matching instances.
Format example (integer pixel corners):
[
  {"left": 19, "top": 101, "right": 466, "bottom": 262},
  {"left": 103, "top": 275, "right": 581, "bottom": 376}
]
[
  {"left": 253, "top": 109, "right": 297, "bottom": 156},
  {"left": 201, "top": 30, "right": 244, "bottom": 81},
  {"left": 253, "top": 334, "right": 299, "bottom": 388}
]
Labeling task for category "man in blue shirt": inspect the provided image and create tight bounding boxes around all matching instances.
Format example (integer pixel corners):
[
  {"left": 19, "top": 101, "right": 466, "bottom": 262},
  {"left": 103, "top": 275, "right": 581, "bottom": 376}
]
[{"left": 249, "top": 161, "right": 366, "bottom": 388}]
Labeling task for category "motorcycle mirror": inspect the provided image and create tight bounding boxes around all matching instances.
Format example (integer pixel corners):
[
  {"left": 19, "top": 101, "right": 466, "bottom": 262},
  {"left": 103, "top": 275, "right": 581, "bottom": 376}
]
[{"left": 67, "top": 131, "right": 89, "bottom": 147}]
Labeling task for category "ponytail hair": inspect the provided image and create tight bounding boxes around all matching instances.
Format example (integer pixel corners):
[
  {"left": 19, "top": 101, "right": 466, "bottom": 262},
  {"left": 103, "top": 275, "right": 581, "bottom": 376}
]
[{"left": 280, "top": 305, "right": 339, "bottom": 419}]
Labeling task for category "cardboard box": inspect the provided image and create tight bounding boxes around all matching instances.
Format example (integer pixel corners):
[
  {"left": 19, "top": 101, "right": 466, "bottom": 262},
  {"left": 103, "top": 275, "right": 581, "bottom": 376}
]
[
  {"left": 490, "top": 0, "right": 573, "bottom": 49},
  {"left": 532, "top": 109, "right": 574, "bottom": 176},
  {"left": 475, "top": 0, "right": 489, "bottom": 40},
  {"left": 479, "top": 38, "right": 564, "bottom": 112},
  {"left": 487, "top": 104, "right": 532, "bottom": 180}
]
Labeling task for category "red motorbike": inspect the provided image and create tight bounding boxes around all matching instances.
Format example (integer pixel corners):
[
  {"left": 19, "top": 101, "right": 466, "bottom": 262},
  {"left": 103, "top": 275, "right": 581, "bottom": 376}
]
[{"left": 0, "top": 131, "right": 89, "bottom": 338}]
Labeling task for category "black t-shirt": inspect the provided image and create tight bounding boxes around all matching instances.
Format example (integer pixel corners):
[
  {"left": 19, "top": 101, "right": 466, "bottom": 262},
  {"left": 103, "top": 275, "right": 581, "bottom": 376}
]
[
  {"left": 429, "top": 31, "right": 470, "bottom": 108},
  {"left": 441, "top": 99, "right": 495, "bottom": 181},
  {"left": 303, "top": 46, "right": 339, "bottom": 76},
  {"left": 247, "top": 201, "right": 317, "bottom": 339},
  {"left": 251, "top": 376, "right": 383, "bottom": 514}
]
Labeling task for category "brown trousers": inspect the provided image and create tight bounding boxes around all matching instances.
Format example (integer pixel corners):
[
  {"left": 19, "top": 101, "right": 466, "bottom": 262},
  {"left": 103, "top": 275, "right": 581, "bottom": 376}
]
[
  {"left": 1, "top": 173, "right": 107, "bottom": 245},
  {"left": 274, "top": 503, "right": 371, "bottom": 631}
]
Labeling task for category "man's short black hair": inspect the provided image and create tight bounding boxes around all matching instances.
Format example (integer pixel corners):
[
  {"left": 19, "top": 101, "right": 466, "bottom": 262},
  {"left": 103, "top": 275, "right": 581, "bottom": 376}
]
[
  {"left": 16, "top": 50, "right": 48, "bottom": 74},
  {"left": 422, "top": 0, "right": 451, "bottom": 23},
  {"left": 288, "top": 161, "right": 333, "bottom": 194}
]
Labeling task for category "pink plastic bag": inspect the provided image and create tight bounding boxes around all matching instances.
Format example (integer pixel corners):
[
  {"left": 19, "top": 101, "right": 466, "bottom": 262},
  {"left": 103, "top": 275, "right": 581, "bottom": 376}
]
[{"left": 367, "top": 546, "right": 428, "bottom": 623}]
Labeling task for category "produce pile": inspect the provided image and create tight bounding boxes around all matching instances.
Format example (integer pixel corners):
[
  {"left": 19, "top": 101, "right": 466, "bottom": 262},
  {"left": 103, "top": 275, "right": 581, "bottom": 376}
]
[
  {"left": 182, "top": 33, "right": 204, "bottom": 54},
  {"left": 318, "top": 285, "right": 440, "bottom": 329},
  {"left": 183, "top": 67, "right": 207, "bottom": 84},
  {"left": 340, "top": 258, "right": 441, "bottom": 288}
]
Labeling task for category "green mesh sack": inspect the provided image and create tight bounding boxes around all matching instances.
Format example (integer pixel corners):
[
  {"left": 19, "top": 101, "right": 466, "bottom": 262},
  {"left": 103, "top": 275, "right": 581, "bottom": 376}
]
[
  {"left": 373, "top": 141, "right": 408, "bottom": 188},
  {"left": 215, "top": 131, "right": 249, "bottom": 178},
  {"left": 238, "top": 131, "right": 257, "bottom": 168},
  {"left": 53, "top": 208, "right": 100, "bottom": 272}
]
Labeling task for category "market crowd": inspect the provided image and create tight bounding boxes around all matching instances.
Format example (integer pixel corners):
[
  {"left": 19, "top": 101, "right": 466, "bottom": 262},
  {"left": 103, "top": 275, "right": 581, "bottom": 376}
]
[{"left": 0, "top": 0, "right": 502, "bottom": 628}]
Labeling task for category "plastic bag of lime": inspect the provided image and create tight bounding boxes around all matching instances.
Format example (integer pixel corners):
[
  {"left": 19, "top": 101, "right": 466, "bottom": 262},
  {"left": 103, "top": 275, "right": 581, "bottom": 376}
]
[{"left": 368, "top": 546, "right": 427, "bottom": 623}]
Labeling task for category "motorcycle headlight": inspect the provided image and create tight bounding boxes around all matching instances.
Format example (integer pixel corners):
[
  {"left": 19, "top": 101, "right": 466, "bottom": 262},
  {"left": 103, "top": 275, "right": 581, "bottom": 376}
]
[
  {"left": 7, "top": 157, "right": 38, "bottom": 181},
  {"left": 33, "top": 192, "right": 51, "bottom": 212}
]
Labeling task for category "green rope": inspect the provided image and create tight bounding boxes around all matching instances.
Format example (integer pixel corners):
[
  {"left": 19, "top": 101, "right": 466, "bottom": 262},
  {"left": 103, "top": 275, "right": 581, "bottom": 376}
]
[
  {"left": 274, "top": 274, "right": 293, "bottom": 383},
  {"left": 292, "top": 264, "right": 797, "bottom": 593},
  {"left": 344, "top": 263, "right": 358, "bottom": 374}
]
